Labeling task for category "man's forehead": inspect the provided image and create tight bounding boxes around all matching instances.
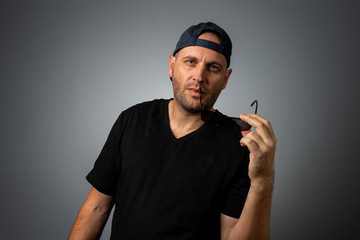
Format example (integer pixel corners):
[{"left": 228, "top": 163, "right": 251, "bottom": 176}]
[{"left": 176, "top": 45, "right": 227, "bottom": 67}]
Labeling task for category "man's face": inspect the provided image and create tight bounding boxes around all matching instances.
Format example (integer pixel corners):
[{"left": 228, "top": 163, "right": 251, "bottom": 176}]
[{"left": 169, "top": 32, "right": 232, "bottom": 114}]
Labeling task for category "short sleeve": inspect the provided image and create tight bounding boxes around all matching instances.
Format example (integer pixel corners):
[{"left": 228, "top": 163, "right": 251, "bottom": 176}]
[
  {"left": 86, "top": 113, "right": 125, "bottom": 196},
  {"left": 221, "top": 153, "right": 250, "bottom": 218}
]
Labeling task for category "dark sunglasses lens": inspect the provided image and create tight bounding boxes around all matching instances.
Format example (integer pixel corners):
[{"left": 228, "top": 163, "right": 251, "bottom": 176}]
[
  {"left": 231, "top": 118, "right": 252, "bottom": 131},
  {"left": 202, "top": 110, "right": 251, "bottom": 131}
]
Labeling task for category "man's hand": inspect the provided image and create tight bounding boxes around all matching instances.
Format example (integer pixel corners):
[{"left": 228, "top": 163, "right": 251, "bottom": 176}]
[{"left": 239, "top": 113, "right": 276, "bottom": 190}]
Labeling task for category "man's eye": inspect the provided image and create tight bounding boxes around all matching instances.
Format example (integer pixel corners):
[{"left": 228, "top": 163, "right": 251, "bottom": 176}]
[
  {"left": 209, "top": 65, "right": 219, "bottom": 71},
  {"left": 187, "top": 60, "right": 194, "bottom": 64}
]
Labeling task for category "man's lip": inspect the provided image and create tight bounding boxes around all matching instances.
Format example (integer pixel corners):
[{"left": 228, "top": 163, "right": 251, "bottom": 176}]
[{"left": 188, "top": 87, "right": 204, "bottom": 93}]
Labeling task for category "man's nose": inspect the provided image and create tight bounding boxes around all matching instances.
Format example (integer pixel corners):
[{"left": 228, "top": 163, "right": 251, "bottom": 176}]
[{"left": 193, "top": 65, "right": 206, "bottom": 83}]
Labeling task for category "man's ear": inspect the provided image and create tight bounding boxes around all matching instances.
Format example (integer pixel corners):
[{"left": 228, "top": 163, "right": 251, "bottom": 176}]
[
  {"left": 222, "top": 68, "right": 232, "bottom": 90},
  {"left": 169, "top": 54, "right": 175, "bottom": 79}
]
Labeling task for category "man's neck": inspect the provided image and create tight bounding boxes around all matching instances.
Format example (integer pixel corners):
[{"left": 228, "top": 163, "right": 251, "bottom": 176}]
[{"left": 168, "top": 99, "right": 204, "bottom": 139}]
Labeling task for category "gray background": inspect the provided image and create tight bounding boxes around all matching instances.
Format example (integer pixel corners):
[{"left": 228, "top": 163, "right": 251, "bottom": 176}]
[{"left": 1, "top": 0, "right": 359, "bottom": 239}]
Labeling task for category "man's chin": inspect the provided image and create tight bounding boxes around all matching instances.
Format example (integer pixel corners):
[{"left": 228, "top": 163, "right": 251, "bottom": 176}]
[
  {"left": 182, "top": 103, "right": 201, "bottom": 114},
  {"left": 174, "top": 99, "right": 201, "bottom": 114}
]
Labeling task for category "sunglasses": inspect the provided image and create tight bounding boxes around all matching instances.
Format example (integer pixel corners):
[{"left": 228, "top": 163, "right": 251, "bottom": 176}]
[{"left": 199, "top": 91, "right": 258, "bottom": 131}]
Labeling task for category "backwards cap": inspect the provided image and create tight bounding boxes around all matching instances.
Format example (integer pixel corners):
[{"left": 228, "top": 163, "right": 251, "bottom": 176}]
[{"left": 173, "top": 22, "right": 232, "bottom": 68}]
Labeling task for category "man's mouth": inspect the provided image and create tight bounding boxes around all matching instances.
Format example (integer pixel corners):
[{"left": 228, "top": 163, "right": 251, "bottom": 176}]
[
  {"left": 188, "top": 85, "right": 207, "bottom": 93},
  {"left": 188, "top": 87, "right": 203, "bottom": 97}
]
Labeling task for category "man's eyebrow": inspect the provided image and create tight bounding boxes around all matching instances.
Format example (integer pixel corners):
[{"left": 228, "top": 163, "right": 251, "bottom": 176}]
[
  {"left": 181, "top": 55, "right": 198, "bottom": 61},
  {"left": 207, "top": 60, "right": 222, "bottom": 66}
]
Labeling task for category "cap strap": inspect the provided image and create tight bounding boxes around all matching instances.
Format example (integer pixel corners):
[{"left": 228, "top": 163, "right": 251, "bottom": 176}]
[{"left": 195, "top": 39, "right": 224, "bottom": 54}]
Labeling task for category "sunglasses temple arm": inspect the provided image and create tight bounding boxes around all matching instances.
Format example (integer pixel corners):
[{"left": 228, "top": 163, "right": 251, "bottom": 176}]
[
  {"left": 251, "top": 100, "right": 258, "bottom": 114},
  {"left": 199, "top": 87, "right": 203, "bottom": 110}
]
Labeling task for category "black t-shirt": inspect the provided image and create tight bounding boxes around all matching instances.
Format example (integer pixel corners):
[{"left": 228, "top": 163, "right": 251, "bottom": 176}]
[{"left": 87, "top": 99, "right": 250, "bottom": 240}]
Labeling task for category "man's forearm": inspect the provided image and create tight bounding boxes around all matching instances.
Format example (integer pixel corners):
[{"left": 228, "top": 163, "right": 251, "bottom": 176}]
[
  {"left": 69, "top": 200, "right": 113, "bottom": 239},
  {"left": 227, "top": 181, "right": 273, "bottom": 240}
]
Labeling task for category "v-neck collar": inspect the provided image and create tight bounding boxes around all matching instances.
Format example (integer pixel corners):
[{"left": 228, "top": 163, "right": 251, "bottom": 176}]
[{"left": 162, "top": 99, "right": 209, "bottom": 141}]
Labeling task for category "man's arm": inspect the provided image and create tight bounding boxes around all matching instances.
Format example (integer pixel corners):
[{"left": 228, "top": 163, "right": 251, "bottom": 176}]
[
  {"left": 221, "top": 113, "right": 276, "bottom": 240},
  {"left": 69, "top": 187, "right": 115, "bottom": 240}
]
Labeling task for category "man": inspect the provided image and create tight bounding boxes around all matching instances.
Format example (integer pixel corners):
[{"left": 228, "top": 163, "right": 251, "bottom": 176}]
[{"left": 69, "top": 22, "right": 276, "bottom": 240}]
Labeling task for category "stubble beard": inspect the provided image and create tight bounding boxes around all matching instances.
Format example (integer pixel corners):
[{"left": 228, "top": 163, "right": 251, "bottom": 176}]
[{"left": 172, "top": 76, "right": 222, "bottom": 114}]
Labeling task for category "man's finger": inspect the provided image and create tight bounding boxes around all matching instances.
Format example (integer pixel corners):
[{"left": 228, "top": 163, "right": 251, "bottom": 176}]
[{"left": 240, "top": 113, "right": 275, "bottom": 144}]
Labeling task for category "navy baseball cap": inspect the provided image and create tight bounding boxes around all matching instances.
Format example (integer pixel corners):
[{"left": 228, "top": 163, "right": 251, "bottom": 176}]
[{"left": 173, "top": 22, "right": 232, "bottom": 68}]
